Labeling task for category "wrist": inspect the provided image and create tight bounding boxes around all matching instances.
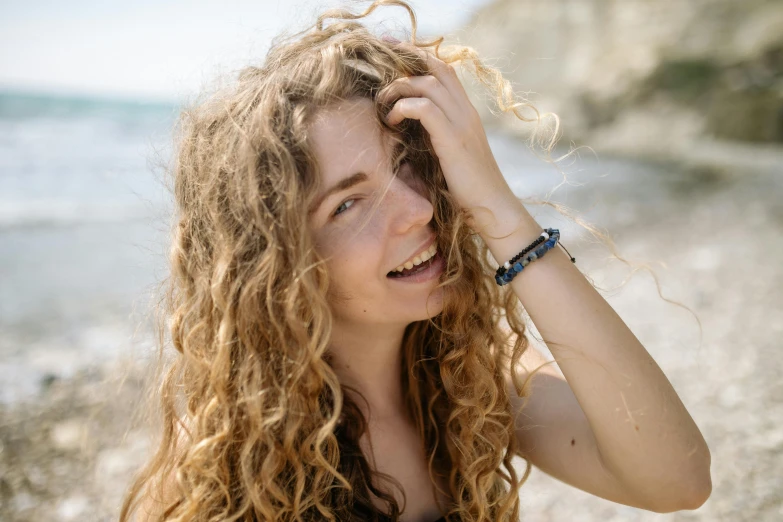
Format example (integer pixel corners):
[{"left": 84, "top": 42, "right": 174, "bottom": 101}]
[
  {"left": 469, "top": 196, "right": 545, "bottom": 266},
  {"left": 468, "top": 193, "right": 538, "bottom": 238}
]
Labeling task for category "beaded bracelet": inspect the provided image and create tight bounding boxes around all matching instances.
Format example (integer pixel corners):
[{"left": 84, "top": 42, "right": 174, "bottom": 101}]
[{"left": 495, "top": 228, "right": 575, "bottom": 286}]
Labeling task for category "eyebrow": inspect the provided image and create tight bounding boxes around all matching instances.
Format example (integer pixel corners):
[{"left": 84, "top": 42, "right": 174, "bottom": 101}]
[{"left": 309, "top": 172, "right": 369, "bottom": 215}]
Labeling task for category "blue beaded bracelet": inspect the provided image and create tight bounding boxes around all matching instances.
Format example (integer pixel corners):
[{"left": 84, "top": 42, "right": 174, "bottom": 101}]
[{"left": 495, "top": 228, "right": 575, "bottom": 286}]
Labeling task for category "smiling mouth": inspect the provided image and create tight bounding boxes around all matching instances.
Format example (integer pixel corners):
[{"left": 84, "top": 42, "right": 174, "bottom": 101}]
[{"left": 387, "top": 251, "right": 440, "bottom": 278}]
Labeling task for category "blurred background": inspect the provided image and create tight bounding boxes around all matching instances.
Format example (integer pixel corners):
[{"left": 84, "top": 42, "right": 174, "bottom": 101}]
[{"left": 1, "top": 0, "right": 781, "bottom": 520}]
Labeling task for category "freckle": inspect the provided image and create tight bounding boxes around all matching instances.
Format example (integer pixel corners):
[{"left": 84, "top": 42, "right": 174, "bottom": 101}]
[
  {"left": 571, "top": 438, "right": 575, "bottom": 446},
  {"left": 635, "top": 425, "right": 640, "bottom": 431}
]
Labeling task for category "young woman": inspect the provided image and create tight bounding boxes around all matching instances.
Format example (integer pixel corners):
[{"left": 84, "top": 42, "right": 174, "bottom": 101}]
[{"left": 121, "top": 1, "right": 711, "bottom": 521}]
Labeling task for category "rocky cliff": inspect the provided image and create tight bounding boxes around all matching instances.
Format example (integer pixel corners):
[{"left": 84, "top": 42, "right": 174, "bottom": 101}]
[{"left": 459, "top": 0, "right": 783, "bottom": 160}]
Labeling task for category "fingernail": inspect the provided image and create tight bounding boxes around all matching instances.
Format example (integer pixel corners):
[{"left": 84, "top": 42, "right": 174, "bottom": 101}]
[{"left": 381, "top": 34, "right": 401, "bottom": 44}]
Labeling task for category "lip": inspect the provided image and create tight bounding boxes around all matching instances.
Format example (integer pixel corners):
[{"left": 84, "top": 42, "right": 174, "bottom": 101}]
[
  {"left": 389, "top": 233, "right": 437, "bottom": 274},
  {"left": 387, "top": 250, "right": 445, "bottom": 284}
]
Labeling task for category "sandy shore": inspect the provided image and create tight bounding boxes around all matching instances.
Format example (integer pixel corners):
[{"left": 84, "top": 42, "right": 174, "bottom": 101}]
[{"left": 1, "top": 144, "right": 781, "bottom": 521}]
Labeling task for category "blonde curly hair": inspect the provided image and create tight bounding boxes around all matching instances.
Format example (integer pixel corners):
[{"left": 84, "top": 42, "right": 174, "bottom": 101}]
[{"left": 119, "top": 1, "right": 571, "bottom": 520}]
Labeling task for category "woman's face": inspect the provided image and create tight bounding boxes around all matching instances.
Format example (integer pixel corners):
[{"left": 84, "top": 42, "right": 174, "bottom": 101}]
[{"left": 307, "top": 97, "right": 445, "bottom": 328}]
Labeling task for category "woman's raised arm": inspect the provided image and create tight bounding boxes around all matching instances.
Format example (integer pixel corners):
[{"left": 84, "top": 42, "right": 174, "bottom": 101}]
[{"left": 484, "top": 200, "right": 712, "bottom": 513}]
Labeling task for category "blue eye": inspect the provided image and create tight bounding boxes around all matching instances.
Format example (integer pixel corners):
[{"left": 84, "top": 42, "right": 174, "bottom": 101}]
[{"left": 333, "top": 199, "right": 355, "bottom": 217}]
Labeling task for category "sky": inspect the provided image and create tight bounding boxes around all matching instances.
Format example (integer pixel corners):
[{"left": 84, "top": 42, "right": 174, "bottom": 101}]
[{"left": 0, "top": 0, "right": 492, "bottom": 102}]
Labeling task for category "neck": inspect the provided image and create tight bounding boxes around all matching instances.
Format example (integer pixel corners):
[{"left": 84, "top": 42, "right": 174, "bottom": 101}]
[{"left": 327, "top": 318, "right": 410, "bottom": 423}]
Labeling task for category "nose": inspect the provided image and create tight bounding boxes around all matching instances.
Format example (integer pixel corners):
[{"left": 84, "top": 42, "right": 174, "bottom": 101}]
[{"left": 385, "top": 167, "right": 434, "bottom": 235}]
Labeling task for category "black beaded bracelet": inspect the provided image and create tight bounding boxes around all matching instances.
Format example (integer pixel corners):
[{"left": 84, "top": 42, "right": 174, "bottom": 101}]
[{"left": 495, "top": 228, "right": 575, "bottom": 286}]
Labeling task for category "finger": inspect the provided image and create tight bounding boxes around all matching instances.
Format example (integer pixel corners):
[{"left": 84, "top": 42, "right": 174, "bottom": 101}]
[
  {"left": 385, "top": 97, "right": 455, "bottom": 145},
  {"left": 393, "top": 42, "right": 472, "bottom": 108},
  {"left": 377, "top": 76, "right": 461, "bottom": 124}
]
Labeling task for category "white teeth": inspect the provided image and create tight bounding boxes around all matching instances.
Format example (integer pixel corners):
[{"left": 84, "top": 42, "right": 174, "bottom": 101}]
[{"left": 393, "top": 243, "right": 438, "bottom": 273}]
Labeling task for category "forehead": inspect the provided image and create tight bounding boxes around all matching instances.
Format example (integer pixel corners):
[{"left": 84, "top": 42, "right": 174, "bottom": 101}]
[{"left": 308, "top": 98, "right": 393, "bottom": 183}]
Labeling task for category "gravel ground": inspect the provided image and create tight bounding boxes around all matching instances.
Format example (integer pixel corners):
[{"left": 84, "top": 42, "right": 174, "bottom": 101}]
[
  {"left": 1, "top": 146, "right": 781, "bottom": 521},
  {"left": 515, "top": 153, "right": 783, "bottom": 521}
]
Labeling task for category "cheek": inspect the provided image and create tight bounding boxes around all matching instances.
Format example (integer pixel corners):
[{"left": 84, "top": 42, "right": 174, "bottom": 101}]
[
  {"left": 324, "top": 248, "right": 382, "bottom": 315},
  {"left": 318, "top": 221, "right": 386, "bottom": 290}
]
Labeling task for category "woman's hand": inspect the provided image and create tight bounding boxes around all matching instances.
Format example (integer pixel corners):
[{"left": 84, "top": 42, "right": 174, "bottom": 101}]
[{"left": 376, "top": 41, "right": 517, "bottom": 227}]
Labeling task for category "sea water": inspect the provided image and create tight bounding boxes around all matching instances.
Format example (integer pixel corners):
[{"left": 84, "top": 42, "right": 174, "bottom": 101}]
[{"left": 0, "top": 91, "right": 177, "bottom": 402}]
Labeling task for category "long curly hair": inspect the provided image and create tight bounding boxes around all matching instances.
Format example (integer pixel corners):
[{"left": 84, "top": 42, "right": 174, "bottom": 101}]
[{"left": 119, "top": 1, "right": 570, "bottom": 520}]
